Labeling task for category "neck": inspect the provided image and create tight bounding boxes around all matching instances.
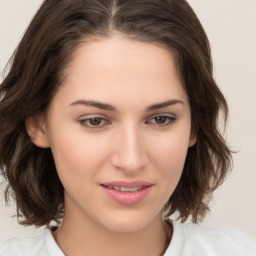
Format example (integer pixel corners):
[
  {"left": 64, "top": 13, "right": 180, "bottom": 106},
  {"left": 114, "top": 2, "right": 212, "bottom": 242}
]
[{"left": 53, "top": 211, "right": 172, "bottom": 256}]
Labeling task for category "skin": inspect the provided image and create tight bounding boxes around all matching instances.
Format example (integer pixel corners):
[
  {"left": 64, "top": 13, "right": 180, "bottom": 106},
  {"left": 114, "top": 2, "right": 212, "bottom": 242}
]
[{"left": 27, "top": 36, "right": 196, "bottom": 256}]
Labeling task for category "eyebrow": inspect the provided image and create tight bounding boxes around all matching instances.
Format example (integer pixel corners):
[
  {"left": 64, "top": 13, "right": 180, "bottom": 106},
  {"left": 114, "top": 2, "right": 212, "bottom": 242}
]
[
  {"left": 146, "top": 99, "right": 184, "bottom": 111},
  {"left": 70, "top": 100, "right": 116, "bottom": 111},
  {"left": 70, "top": 99, "right": 184, "bottom": 111}
]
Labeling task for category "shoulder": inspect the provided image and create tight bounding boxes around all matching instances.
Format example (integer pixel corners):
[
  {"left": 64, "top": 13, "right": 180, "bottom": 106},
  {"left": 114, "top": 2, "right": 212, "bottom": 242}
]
[
  {"left": 165, "top": 221, "right": 256, "bottom": 256},
  {"left": 0, "top": 230, "right": 64, "bottom": 256},
  {"left": 0, "top": 232, "right": 47, "bottom": 256}
]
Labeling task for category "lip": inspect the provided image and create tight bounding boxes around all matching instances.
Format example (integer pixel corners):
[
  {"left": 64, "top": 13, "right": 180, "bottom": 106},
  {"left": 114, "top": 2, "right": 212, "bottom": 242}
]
[
  {"left": 100, "top": 180, "right": 154, "bottom": 206},
  {"left": 101, "top": 180, "right": 153, "bottom": 188}
]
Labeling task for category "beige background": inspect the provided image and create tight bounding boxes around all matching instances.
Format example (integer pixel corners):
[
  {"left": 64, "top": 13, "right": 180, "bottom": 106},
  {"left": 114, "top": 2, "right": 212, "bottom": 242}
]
[{"left": 0, "top": 0, "right": 255, "bottom": 241}]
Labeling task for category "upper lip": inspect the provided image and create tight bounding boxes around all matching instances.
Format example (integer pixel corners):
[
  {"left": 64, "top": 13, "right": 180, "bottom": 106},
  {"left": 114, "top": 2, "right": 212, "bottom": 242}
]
[{"left": 100, "top": 180, "right": 154, "bottom": 188}]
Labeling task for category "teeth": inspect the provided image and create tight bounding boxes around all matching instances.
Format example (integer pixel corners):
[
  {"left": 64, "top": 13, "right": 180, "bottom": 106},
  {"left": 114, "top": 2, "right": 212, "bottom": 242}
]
[{"left": 106, "top": 185, "right": 145, "bottom": 192}]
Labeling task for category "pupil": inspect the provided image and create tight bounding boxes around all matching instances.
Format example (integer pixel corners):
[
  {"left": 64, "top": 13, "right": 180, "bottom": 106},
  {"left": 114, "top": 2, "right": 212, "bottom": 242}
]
[
  {"left": 155, "top": 116, "right": 166, "bottom": 124},
  {"left": 90, "top": 118, "right": 101, "bottom": 125}
]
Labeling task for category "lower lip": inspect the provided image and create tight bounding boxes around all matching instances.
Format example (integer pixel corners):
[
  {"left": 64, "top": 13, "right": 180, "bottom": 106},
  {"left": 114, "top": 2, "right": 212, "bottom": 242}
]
[{"left": 101, "top": 185, "right": 153, "bottom": 205}]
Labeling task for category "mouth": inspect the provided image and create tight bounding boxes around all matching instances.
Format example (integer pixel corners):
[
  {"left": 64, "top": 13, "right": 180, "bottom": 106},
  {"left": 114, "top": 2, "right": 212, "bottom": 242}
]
[
  {"left": 100, "top": 181, "right": 154, "bottom": 205},
  {"left": 101, "top": 184, "right": 148, "bottom": 192}
]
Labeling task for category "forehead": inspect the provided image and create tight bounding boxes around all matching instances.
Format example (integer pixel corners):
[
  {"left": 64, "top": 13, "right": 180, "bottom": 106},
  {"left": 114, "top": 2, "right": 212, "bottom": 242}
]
[
  {"left": 67, "top": 36, "right": 179, "bottom": 79},
  {"left": 56, "top": 36, "right": 188, "bottom": 108}
]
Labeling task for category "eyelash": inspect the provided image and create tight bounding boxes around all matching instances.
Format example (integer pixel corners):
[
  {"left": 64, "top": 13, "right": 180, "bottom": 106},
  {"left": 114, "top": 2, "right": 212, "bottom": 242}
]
[
  {"left": 146, "top": 115, "right": 176, "bottom": 126},
  {"left": 79, "top": 117, "right": 108, "bottom": 129},
  {"left": 79, "top": 115, "right": 176, "bottom": 130}
]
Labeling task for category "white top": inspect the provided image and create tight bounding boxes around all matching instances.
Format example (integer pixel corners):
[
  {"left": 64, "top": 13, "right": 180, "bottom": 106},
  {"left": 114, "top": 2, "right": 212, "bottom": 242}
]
[{"left": 0, "top": 221, "right": 255, "bottom": 255}]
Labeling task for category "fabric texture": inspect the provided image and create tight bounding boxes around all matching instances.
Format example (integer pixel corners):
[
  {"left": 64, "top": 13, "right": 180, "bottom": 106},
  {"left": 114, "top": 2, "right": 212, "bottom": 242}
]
[
  {"left": 0, "top": 221, "right": 255, "bottom": 256},
  {"left": 164, "top": 221, "right": 256, "bottom": 255}
]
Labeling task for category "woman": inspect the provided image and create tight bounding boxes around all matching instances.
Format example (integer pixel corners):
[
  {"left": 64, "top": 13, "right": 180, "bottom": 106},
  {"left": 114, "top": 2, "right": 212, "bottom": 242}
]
[{"left": 0, "top": 0, "right": 255, "bottom": 255}]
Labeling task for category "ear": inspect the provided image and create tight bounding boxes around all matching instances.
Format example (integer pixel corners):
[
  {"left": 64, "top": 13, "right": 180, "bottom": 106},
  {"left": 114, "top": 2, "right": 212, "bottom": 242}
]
[
  {"left": 25, "top": 116, "right": 50, "bottom": 148},
  {"left": 188, "top": 130, "right": 197, "bottom": 147}
]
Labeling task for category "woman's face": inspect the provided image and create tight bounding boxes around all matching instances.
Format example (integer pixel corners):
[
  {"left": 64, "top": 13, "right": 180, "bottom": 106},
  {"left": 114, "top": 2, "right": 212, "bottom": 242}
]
[{"left": 34, "top": 36, "right": 195, "bottom": 233}]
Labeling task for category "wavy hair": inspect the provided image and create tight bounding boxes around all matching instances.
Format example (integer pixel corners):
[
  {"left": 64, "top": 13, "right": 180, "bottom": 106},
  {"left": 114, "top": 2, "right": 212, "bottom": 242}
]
[{"left": 0, "top": 0, "right": 232, "bottom": 227}]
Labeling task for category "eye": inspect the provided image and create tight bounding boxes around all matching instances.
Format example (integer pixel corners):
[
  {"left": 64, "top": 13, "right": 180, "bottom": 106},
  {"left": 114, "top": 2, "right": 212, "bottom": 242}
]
[
  {"left": 146, "top": 115, "right": 176, "bottom": 126},
  {"left": 79, "top": 117, "right": 108, "bottom": 129}
]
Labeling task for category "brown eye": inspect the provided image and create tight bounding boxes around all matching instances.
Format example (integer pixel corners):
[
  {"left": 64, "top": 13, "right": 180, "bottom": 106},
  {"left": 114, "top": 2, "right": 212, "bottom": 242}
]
[
  {"left": 79, "top": 117, "right": 107, "bottom": 129},
  {"left": 147, "top": 115, "right": 176, "bottom": 126},
  {"left": 154, "top": 116, "right": 168, "bottom": 124},
  {"left": 89, "top": 118, "right": 103, "bottom": 126}
]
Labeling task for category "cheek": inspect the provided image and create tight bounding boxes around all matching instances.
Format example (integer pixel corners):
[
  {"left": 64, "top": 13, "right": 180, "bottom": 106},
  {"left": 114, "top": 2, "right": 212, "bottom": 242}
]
[
  {"left": 148, "top": 128, "right": 190, "bottom": 192},
  {"left": 153, "top": 144, "right": 187, "bottom": 188},
  {"left": 48, "top": 129, "right": 111, "bottom": 184},
  {"left": 150, "top": 131, "right": 189, "bottom": 171},
  {"left": 143, "top": 131, "right": 189, "bottom": 209}
]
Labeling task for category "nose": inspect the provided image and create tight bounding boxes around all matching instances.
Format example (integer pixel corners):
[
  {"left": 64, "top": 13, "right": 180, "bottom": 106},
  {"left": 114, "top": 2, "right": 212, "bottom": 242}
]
[{"left": 110, "top": 125, "right": 148, "bottom": 175}]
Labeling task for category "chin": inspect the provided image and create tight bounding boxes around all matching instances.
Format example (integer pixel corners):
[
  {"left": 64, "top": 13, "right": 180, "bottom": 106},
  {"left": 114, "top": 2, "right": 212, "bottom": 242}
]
[
  {"left": 100, "top": 211, "right": 160, "bottom": 233},
  {"left": 105, "top": 221, "right": 147, "bottom": 233}
]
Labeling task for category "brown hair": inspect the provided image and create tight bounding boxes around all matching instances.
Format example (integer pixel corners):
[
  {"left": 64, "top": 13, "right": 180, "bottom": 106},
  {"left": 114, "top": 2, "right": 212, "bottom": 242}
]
[{"left": 0, "top": 0, "right": 232, "bottom": 227}]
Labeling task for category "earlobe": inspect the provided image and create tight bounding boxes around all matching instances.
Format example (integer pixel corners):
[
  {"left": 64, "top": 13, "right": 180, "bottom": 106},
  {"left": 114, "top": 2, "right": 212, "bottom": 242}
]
[
  {"left": 188, "top": 132, "right": 197, "bottom": 147},
  {"left": 25, "top": 116, "right": 50, "bottom": 148}
]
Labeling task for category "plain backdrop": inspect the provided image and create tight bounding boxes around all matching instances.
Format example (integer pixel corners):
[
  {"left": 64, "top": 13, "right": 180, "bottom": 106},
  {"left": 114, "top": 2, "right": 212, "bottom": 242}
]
[{"left": 0, "top": 0, "right": 255, "bottom": 242}]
